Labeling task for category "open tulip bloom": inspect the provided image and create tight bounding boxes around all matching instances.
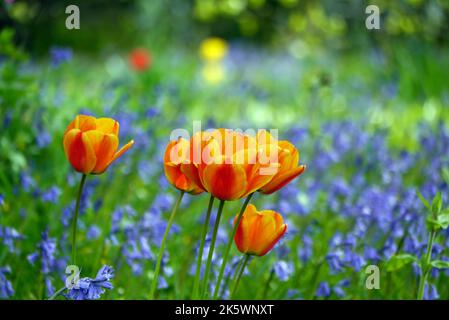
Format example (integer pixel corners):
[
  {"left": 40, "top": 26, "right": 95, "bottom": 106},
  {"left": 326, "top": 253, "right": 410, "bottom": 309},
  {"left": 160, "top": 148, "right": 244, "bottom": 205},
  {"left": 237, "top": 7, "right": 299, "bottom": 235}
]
[{"left": 62, "top": 115, "right": 134, "bottom": 267}]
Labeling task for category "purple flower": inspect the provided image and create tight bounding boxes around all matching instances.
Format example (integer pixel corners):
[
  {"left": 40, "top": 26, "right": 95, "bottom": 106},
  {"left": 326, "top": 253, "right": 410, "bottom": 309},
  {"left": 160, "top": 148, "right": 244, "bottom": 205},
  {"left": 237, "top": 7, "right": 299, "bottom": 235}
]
[
  {"left": 0, "top": 266, "right": 14, "bottom": 298},
  {"left": 423, "top": 283, "right": 439, "bottom": 300},
  {"left": 87, "top": 225, "right": 101, "bottom": 240},
  {"left": 66, "top": 265, "right": 114, "bottom": 300},
  {"left": 50, "top": 47, "right": 73, "bottom": 66},
  {"left": 316, "top": 282, "right": 331, "bottom": 298},
  {"left": 0, "top": 226, "right": 23, "bottom": 253},
  {"left": 42, "top": 186, "right": 61, "bottom": 204},
  {"left": 273, "top": 261, "right": 294, "bottom": 282}
]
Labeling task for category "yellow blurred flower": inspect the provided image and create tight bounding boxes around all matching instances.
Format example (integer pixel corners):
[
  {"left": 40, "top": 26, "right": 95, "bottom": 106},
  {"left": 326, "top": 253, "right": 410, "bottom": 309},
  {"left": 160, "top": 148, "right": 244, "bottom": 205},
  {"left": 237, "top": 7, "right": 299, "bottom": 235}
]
[
  {"left": 201, "top": 63, "right": 226, "bottom": 85},
  {"left": 199, "top": 37, "right": 228, "bottom": 62}
]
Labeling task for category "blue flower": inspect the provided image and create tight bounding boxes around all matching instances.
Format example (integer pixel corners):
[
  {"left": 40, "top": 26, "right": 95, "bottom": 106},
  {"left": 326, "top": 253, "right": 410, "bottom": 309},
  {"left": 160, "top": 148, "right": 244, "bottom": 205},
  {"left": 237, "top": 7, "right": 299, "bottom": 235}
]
[
  {"left": 0, "top": 194, "right": 4, "bottom": 206},
  {"left": 66, "top": 265, "right": 114, "bottom": 300},
  {"left": 316, "top": 282, "right": 331, "bottom": 298},
  {"left": 423, "top": 283, "right": 439, "bottom": 300},
  {"left": 0, "top": 226, "right": 23, "bottom": 253},
  {"left": 42, "top": 186, "right": 61, "bottom": 204},
  {"left": 86, "top": 225, "right": 101, "bottom": 240},
  {"left": 0, "top": 266, "right": 14, "bottom": 298},
  {"left": 273, "top": 261, "right": 294, "bottom": 282},
  {"left": 50, "top": 46, "right": 73, "bottom": 66}
]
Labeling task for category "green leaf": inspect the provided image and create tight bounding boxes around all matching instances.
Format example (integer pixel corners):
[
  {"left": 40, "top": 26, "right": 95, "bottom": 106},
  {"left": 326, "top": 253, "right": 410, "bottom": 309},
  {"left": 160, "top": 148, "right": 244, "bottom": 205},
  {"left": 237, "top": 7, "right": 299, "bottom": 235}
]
[
  {"left": 442, "top": 168, "right": 449, "bottom": 186},
  {"left": 431, "top": 192, "right": 443, "bottom": 216},
  {"left": 431, "top": 260, "right": 449, "bottom": 269},
  {"left": 386, "top": 254, "right": 417, "bottom": 272},
  {"left": 417, "top": 191, "right": 430, "bottom": 211},
  {"left": 427, "top": 212, "right": 449, "bottom": 230}
]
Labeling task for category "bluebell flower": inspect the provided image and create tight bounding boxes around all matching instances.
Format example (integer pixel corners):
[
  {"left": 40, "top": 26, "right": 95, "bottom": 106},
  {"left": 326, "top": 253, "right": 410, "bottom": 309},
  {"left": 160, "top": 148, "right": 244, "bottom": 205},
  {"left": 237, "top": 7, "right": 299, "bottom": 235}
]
[
  {"left": 42, "top": 186, "right": 61, "bottom": 204},
  {"left": 273, "top": 261, "right": 294, "bottom": 282},
  {"left": 333, "top": 279, "right": 350, "bottom": 298},
  {"left": 0, "top": 194, "right": 4, "bottom": 206},
  {"left": 316, "top": 282, "right": 331, "bottom": 298},
  {"left": 50, "top": 46, "right": 73, "bottom": 66},
  {"left": 27, "top": 231, "right": 58, "bottom": 275},
  {"left": 423, "top": 283, "right": 439, "bottom": 300},
  {"left": 0, "top": 266, "right": 14, "bottom": 298},
  {"left": 19, "top": 172, "right": 35, "bottom": 192},
  {"left": 86, "top": 225, "right": 101, "bottom": 240},
  {"left": 0, "top": 226, "right": 23, "bottom": 253},
  {"left": 66, "top": 265, "right": 114, "bottom": 300}
]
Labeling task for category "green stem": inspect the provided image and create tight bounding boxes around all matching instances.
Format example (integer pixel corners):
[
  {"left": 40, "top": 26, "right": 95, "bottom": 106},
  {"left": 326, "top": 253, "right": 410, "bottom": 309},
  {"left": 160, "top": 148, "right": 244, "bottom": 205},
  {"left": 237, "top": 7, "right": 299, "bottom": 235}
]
[
  {"left": 230, "top": 254, "right": 250, "bottom": 299},
  {"left": 149, "top": 190, "right": 185, "bottom": 299},
  {"left": 201, "top": 199, "right": 225, "bottom": 299},
  {"left": 48, "top": 286, "right": 67, "bottom": 300},
  {"left": 262, "top": 269, "right": 275, "bottom": 299},
  {"left": 212, "top": 193, "right": 253, "bottom": 299},
  {"left": 417, "top": 230, "right": 436, "bottom": 300},
  {"left": 72, "top": 174, "right": 87, "bottom": 266},
  {"left": 192, "top": 195, "right": 215, "bottom": 299}
]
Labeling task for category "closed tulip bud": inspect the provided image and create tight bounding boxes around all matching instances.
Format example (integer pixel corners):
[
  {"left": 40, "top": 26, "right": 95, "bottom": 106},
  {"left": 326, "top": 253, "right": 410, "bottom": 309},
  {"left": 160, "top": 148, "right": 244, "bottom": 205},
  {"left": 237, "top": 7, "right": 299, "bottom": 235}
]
[
  {"left": 63, "top": 115, "right": 134, "bottom": 174},
  {"left": 234, "top": 204, "right": 287, "bottom": 256},
  {"left": 164, "top": 138, "right": 204, "bottom": 194}
]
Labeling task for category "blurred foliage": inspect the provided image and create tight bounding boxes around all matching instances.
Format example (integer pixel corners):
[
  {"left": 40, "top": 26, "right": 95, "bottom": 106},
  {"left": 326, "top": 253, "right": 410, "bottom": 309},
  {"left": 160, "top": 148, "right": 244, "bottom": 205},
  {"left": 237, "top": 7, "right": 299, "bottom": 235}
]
[{"left": 1, "top": 0, "right": 448, "bottom": 55}]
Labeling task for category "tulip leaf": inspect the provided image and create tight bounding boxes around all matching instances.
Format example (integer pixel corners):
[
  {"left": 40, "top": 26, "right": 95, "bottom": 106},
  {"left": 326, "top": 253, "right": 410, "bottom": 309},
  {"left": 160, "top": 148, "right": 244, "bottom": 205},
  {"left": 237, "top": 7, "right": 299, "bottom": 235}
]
[
  {"left": 431, "top": 260, "right": 449, "bottom": 269},
  {"left": 386, "top": 254, "right": 417, "bottom": 272}
]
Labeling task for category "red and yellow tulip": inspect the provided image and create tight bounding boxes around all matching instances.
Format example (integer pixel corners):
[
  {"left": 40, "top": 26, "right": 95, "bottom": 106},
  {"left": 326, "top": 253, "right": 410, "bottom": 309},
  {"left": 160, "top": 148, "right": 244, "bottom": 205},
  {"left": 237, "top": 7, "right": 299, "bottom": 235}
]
[
  {"left": 181, "top": 129, "right": 277, "bottom": 201},
  {"left": 234, "top": 204, "right": 287, "bottom": 256},
  {"left": 164, "top": 138, "right": 204, "bottom": 194},
  {"left": 63, "top": 115, "right": 134, "bottom": 174}
]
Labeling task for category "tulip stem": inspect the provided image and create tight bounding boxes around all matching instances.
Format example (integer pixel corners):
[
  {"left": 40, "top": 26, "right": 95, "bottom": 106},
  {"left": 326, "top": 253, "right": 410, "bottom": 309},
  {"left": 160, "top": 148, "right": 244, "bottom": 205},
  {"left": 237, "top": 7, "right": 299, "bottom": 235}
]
[
  {"left": 71, "top": 174, "right": 87, "bottom": 266},
  {"left": 150, "top": 190, "right": 185, "bottom": 300},
  {"left": 201, "top": 199, "right": 225, "bottom": 299},
  {"left": 230, "top": 254, "right": 250, "bottom": 299},
  {"left": 417, "top": 229, "right": 436, "bottom": 300},
  {"left": 212, "top": 193, "right": 253, "bottom": 300},
  {"left": 192, "top": 195, "right": 215, "bottom": 299}
]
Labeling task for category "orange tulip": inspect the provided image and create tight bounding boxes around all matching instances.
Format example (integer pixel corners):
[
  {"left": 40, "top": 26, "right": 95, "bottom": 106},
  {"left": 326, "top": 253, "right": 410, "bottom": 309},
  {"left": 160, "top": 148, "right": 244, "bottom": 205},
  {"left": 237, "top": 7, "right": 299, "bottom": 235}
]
[
  {"left": 258, "top": 131, "right": 306, "bottom": 194},
  {"left": 164, "top": 138, "right": 204, "bottom": 194},
  {"left": 181, "top": 129, "right": 277, "bottom": 201},
  {"left": 63, "top": 115, "right": 134, "bottom": 174},
  {"left": 234, "top": 204, "right": 287, "bottom": 256}
]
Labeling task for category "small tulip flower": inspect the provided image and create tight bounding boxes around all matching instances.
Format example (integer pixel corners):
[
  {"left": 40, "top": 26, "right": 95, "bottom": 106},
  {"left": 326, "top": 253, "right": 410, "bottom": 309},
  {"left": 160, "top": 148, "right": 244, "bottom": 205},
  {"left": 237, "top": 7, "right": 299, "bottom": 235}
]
[
  {"left": 164, "top": 138, "right": 204, "bottom": 194},
  {"left": 234, "top": 204, "right": 287, "bottom": 256},
  {"left": 63, "top": 115, "right": 134, "bottom": 174}
]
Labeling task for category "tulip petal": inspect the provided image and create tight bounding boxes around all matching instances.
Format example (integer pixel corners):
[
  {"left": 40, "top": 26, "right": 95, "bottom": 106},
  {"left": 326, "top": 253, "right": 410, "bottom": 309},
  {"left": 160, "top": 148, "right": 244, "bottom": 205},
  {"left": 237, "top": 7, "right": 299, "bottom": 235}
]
[
  {"left": 202, "top": 163, "right": 248, "bottom": 201},
  {"left": 92, "top": 134, "right": 120, "bottom": 174},
  {"left": 259, "top": 165, "right": 306, "bottom": 195},
  {"left": 180, "top": 162, "right": 205, "bottom": 190},
  {"left": 64, "top": 115, "right": 96, "bottom": 135},
  {"left": 234, "top": 204, "right": 257, "bottom": 254},
  {"left": 96, "top": 118, "right": 119, "bottom": 136},
  {"left": 258, "top": 223, "right": 287, "bottom": 256},
  {"left": 109, "top": 140, "right": 134, "bottom": 165},
  {"left": 63, "top": 128, "right": 97, "bottom": 174}
]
